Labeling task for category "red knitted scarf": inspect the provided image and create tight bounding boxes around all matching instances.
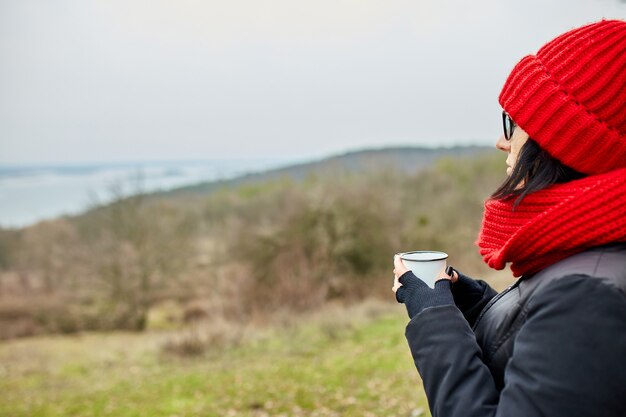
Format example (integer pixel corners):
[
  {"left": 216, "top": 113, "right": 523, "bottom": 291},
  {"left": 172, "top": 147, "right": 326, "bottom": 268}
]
[{"left": 477, "top": 168, "right": 626, "bottom": 277}]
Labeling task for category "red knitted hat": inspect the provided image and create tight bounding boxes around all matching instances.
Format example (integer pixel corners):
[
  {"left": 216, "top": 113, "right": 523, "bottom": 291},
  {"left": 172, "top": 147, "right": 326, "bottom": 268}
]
[{"left": 499, "top": 19, "right": 626, "bottom": 175}]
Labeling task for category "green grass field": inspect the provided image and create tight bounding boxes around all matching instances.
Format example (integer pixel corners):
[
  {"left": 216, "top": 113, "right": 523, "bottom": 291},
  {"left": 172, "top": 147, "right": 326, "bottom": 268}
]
[{"left": 0, "top": 301, "right": 431, "bottom": 417}]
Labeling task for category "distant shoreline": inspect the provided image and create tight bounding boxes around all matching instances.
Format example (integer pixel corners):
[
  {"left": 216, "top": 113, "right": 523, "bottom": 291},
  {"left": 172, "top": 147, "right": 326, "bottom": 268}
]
[
  {"left": 0, "top": 146, "right": 493, "bottom": 229},
  {"left": 0, "top": 157, "right": 300, "bottom": 229}
]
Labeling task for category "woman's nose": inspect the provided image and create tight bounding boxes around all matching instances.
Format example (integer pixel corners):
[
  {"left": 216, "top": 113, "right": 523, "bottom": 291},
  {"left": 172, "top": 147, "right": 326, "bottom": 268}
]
[{"left": 496, "top": 135, "right": 510, "bottom": 152}]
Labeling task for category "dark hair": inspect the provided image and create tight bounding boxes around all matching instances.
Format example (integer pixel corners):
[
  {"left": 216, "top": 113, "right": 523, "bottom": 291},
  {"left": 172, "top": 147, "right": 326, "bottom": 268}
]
[{"left": 491, "top": 138, "right": 586, "bottom": 208}]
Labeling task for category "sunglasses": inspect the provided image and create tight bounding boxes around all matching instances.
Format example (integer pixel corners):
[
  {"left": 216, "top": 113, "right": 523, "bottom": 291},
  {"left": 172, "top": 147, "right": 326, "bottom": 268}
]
[{"left": 502, "top": 111, "right": 516, "bottom": 141}]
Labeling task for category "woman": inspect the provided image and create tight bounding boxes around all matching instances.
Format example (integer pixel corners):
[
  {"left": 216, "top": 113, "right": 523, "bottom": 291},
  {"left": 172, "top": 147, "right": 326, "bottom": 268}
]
[{"left": 393, "top": 19, "right": 626, "bottom": 417}]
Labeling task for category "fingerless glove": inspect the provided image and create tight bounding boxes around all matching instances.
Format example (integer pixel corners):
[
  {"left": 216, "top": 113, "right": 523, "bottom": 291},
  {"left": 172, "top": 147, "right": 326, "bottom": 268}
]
[{"left": 396, "top": 271, "right": 454, "bottom": 319}]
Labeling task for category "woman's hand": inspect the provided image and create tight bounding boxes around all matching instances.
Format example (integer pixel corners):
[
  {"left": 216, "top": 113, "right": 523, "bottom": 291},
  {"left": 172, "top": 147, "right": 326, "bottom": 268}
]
[
  {"left": 392, "top": 254, "right": 410, "bottom": 291},
  {"left": 393, "top": 254, "right": 455, "bottom": 319}
]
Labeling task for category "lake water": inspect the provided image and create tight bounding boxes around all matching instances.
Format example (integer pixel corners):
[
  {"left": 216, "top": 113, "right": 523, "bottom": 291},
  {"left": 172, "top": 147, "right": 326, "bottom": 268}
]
[{"left": 0, "top": 158, "right": 299, "bottom": 229}]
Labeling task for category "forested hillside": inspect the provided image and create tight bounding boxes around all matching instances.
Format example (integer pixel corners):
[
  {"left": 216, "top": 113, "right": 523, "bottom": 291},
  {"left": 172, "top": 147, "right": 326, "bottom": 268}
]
[{"left": 0, "top": 147, "right": 508, "bottom": 339}]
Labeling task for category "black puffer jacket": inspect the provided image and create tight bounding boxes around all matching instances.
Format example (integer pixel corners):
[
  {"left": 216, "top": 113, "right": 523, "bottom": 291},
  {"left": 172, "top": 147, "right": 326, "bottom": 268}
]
[{"left": 405, "top": 244, "right": 626, "bottom": 417}]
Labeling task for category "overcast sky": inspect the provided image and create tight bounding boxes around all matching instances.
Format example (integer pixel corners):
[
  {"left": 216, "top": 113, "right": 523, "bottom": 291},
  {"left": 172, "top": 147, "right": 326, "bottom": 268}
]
[{"left": 0, "top": 0, "right": 624, "bottom": 164}]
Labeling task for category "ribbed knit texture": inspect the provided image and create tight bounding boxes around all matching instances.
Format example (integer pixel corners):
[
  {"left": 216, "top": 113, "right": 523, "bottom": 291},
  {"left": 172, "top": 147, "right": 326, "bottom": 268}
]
[
  {"left": 499, "top": 19, "right": 626, "bottom": 175},
  {"left": 477, "top": 168, "right": 626, "bottom": 277}
]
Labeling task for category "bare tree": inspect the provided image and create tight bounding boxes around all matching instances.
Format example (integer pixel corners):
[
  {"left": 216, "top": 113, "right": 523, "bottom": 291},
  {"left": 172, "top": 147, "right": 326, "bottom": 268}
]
[{"left": 84, "top": 179, "right": 196, "bottom": 330}]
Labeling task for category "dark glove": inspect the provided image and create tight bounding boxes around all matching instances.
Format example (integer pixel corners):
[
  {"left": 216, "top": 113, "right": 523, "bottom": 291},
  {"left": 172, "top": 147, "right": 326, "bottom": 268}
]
[
  {"left": 450, "top": 269, "right": 497, "bottom": 326},
  {"left": 395, "top": 270, "right": 454, "bottom": 319},
  {"left": 451, "top": 270, "right": 487, "bottom": 303}
]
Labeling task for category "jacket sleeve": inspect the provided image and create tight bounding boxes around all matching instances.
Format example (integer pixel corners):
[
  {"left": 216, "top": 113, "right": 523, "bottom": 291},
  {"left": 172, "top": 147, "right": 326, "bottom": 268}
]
[
  {"left": 405, "top": 274, "right": 626, "bottom": 417},
  {"left": 450, "top": 271, "right": 497, "bottom": 327}
]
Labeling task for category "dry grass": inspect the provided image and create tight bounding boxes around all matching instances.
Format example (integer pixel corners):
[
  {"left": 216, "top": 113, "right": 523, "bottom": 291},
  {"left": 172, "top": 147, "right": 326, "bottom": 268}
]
[
  {"left": 0, "top": 299, "right": 431, "bottom": 417},
  {"left": 161, "top": 319, "right": 246, "bottom": 357}
]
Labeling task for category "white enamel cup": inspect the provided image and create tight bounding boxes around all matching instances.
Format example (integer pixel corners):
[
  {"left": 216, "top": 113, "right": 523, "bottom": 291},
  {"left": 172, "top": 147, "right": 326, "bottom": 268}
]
[{"left": 398, "top": 251, "right": 448, "bottom": 288}]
